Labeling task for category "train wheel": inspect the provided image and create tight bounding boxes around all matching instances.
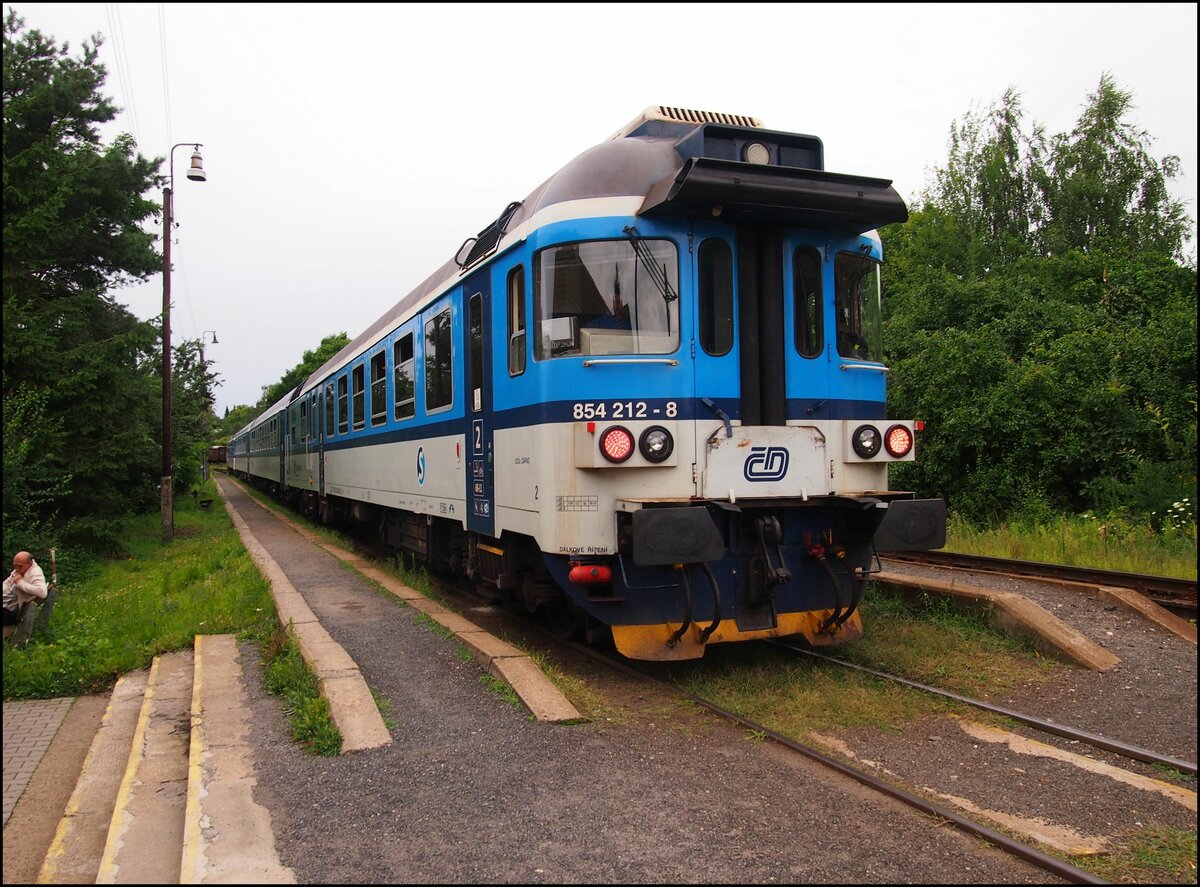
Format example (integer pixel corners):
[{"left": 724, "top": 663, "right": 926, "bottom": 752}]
[
  {"left": 543, "top": 596, "right": 584, "bottom": 641},
  {"left": 584, "top": 615, "right": 612, "bottom": 648}
]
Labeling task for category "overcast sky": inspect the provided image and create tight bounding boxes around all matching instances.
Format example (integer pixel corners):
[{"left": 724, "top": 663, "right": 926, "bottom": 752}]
[{"left": 9, "top": 2, "right": 1198, "bottom": 417}]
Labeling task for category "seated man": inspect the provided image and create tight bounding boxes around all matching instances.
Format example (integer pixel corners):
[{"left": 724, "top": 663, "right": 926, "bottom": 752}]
[{"left": 3, "top": 551, "right": 48, "bottom": 626}]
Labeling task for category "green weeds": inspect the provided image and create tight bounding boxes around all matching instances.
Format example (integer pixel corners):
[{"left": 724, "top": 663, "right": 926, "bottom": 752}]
[
  {"left": 414, "top": 611, "right": 455, "bottom": 640},
  {"left": 261, "top": 624, "right": 342, "bottom": 756},
  {"left": 2, "top": 479, "right": 343, "bottom": 757},
  {"left": 664, "top": 584, "right": 1050, "bottom": 738},
  {"left": 478, "top": 673, "right": 521, "bottom": 707},
  {"left": 3, "top": 485, "right": 276, "bottom": 699},
  {"left": 1074, "top": 825, "right": 1197, "bottom": 884},
  {"left": 945, "top": 511, "right": 1197, "bottom": 579}
]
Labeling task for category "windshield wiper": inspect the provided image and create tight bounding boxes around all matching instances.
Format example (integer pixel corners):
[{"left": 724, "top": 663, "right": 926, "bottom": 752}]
[{"left": 623, "top": 225, "right": 678, "bottom": 305}]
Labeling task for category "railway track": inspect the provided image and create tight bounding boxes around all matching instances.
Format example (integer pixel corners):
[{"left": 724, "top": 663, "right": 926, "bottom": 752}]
[
  {"left": 240, "top": 482, "right": 1195, "bottom": 882},
  {"left": 428, "top": 575, "right": 1194, "bottom": 884},
  {"left": 769, "top": 642, "right": 1196, "bottom": 776},
  {"left": 881, "top": 550, "right": 1197, "bottom": 618},
  {"left": 589, "top": 642, "right": 1112, "bottom": 885},
  {"left": 263, "top": 500, "right": 1194, "bottom": 881}
]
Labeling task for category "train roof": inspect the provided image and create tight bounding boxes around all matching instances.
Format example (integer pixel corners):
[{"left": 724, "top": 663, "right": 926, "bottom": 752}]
[{"left": 285, "top": 106, "right": 909, "bottom": 403}]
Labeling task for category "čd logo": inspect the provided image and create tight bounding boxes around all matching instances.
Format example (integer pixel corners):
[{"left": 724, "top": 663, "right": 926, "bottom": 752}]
[{"left": 744, "top": 446, "right": 789, "bottom": 482}]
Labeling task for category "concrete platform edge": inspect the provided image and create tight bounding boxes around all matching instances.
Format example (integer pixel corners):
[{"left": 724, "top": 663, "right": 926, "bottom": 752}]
[
  {"left": 875, "top": 571, "right": 1121, "bottom": 671},
  {"left": 217, "top": 476, "right": 583, "bottom": 725},
  {"left": 218, "top": 485, "right": 391, "bottom": 753},
  {"left": 35, "top": 675, "right": 148, "bottom": 885}
]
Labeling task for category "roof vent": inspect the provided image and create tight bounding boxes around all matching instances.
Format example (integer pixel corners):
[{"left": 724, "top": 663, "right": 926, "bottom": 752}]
[
  {"left": 609, "top": 105, "right": 764, "bottom": 140},
  {"left": 455, "top": 201, "right": 523, "bottom": 271}
]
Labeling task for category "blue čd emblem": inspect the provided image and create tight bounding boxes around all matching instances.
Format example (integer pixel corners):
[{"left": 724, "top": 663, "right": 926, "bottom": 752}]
[
  {"left": 744, "top": 446, "right": 789, "bottom": 482},
  {"left": 416, "top": 447, "right": 426, "bottom": 485}
]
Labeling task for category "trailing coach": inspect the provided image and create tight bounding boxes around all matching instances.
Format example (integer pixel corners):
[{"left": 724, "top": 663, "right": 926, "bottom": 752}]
[{"left": 229, "top": 106, "right": 945, "bottom": 661}]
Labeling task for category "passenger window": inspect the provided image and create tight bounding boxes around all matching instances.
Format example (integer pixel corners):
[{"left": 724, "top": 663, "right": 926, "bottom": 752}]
[
  {"left": 794, "top": 247, "right": 823, "bottom": 358},
  {"left": 507, "top": 266, "right": 526, "bottom": 376},
  {"left": 325, "top": 383, "right": 335, "bottom": 436},
  {"left": 370, "top": 351, "right": 387, "bottom": 426},
  {"left": 425, "top": 306, "right": 452, "bottom": 412},
  {"left": 337, "top": 376, "right": 348, "bottom": 434},
  {"left": 394, "top": 332, "right": 415, "bottom": 420},
  {"left": 300, "top": 400, "right": 307, "bottom": 441},
  {"left": 698, "top": 239, "right": 733, "bottom": 356},
  {"left": 352, "top": 365, "right": 365, "bottom": 430}
]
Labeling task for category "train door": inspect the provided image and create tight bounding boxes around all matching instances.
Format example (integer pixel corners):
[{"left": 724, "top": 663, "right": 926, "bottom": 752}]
[
  {"left": 319, "top": 381, "right": 331, "bottom": 498},
  {"left": 784, "top": 235, "right": 830, "bottom": 417},
  {"left": 284, "top": 403, "right": 296, "bottom": 490},
  {"left": 278, "top": 411, "right": 286, "bottom": 488},
  {"left": 308, "top": 389, "right": 319, "bottom": 489},
  {"left": 690, "top": 221, "right": 740, "bottom": 493},
  {"left": 462, "top": 271, "right": 495, "bottom": 537}
]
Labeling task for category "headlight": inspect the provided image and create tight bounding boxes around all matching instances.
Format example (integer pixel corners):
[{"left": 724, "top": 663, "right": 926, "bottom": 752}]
[
  {"left": 639, "top": 426, "right": 674, "bottom": 463},
  {"left": 852, "top": 424, "right": 882, "bottom": 459},
  {"left": 884, "top": 424, "right": 914, "bottom": 457},
  {"left": 743, "top": 142, "right": 771, "bottom": 165},
  {"left": 599, "top": 426, "right": 635, "bottom": 463}
]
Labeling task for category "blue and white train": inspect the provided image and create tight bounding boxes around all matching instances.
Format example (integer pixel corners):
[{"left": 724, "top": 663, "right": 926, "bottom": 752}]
[{"left": 229, "top": 106, "right": 945, "bottom": 661}]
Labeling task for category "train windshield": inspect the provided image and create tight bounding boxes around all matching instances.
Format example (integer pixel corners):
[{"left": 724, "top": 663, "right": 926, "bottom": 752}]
[
  {"left": 834, "top": 253, "right": 883, "bottom": 362},
  {"left": 534, "top": 239, "right": 679, "bottom": 359}
]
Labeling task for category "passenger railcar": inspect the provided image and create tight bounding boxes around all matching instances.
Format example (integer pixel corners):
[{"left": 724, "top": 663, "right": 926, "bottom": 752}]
[{"left": 230, "top": 106, "right": 945, "bottom": 661}]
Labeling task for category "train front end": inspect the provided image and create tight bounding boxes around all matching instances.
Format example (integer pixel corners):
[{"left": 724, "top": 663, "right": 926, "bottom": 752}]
[{"left": 521, "top": 108, "right": 945, "bottom": 661}]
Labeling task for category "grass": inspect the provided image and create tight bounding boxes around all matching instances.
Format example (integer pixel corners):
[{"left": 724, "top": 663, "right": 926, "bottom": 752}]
[
  {"left": 414, "top": 610, "right": 455, "bottom": 640},
  {"left": 3, "top": 480, "right": 277, "bottom": 699},
  {"left": 261, "top": 623, "right": 342, "bottom": 755},
  {"left": 944, "top": 510, "right": 1198, "bottom": 579},
  {"left": 478, "top": 673, "right": 521, "bottom": 707},
  {"left": 660, "top": 584, "right": 1054, "bottom": 738},
  {"left": 2, "top": 475, "right": 342, "bottom": 757},
  {"left": 1074, "top": 825, "right": 1197, "bottom": 884},
  {"left": 654, "top": 585, "right": 1194, "bottom": 884}
]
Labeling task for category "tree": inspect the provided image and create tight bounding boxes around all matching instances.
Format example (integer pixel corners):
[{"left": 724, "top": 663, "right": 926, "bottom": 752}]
[
  {"left": 928, "top": 88, "right": 1045, "bottom": 274},
  {"left": 3, "top": 10, "right": 165, "bottom": 553},
  {"left": 216, "top": 404, "right": 259, "bottom": 442},
  {"left": 1037, "top": 74, "right": 1191, "bottom": 261},
  {"left": 171, "top": 338, "right": 221, "bottom": 492},
  {"left": 883, "top": 77, "right": 1196, "bottom": 525},
  {"left": 257, "top": 333, "right": 350, "bottom": 409}
]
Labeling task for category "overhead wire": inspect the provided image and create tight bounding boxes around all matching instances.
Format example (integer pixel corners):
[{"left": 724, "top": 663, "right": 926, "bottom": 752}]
[
  {"left": 104, "top": 3, "right": 142, "bottom": 146},
  {"left": 156, "top": 3, "right": 200, "bottom": 345},
  {"left": 157, "top": 3, "right": 174, "bottom": 142}
]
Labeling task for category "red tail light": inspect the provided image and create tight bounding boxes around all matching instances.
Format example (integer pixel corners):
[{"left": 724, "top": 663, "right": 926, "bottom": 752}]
[
  {"left": 599, "top": 426, "right": 635, "bottom": 463},
  {"left": 884, "top": 424, "right": 914, "bottom": 457}
]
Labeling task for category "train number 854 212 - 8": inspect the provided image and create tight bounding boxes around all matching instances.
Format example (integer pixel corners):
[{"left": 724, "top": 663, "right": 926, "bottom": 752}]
[{"left": 573, "top": 401, "right": 678, "bottom": 420}]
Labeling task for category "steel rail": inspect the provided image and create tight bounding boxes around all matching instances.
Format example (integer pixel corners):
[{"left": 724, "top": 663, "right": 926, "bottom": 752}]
[
  {"left": 773, "top": 642, "right": 1196, "bottom": 775},
  {"left": 416, "top": 574, "right": 1108, "bottom": 882},
  {"left": 577, "top": 642, "right": 1108, "bottom": 885},
  {"left": 266, "top": 495, "right": 1112, "bottom": 883}
]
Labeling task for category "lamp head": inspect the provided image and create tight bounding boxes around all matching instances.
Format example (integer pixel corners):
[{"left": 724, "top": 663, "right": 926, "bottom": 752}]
[{"left": 186, "top": 147, "right": 207, "bottom": 182}]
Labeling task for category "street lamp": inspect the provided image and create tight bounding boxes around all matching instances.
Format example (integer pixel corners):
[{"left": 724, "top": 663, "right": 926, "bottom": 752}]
[
  {"left": 199, "top": 329, "right": 218, "bottom": 376},
  {"left": 162, "top": 142, "right": 207, "bottom": 543}
]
